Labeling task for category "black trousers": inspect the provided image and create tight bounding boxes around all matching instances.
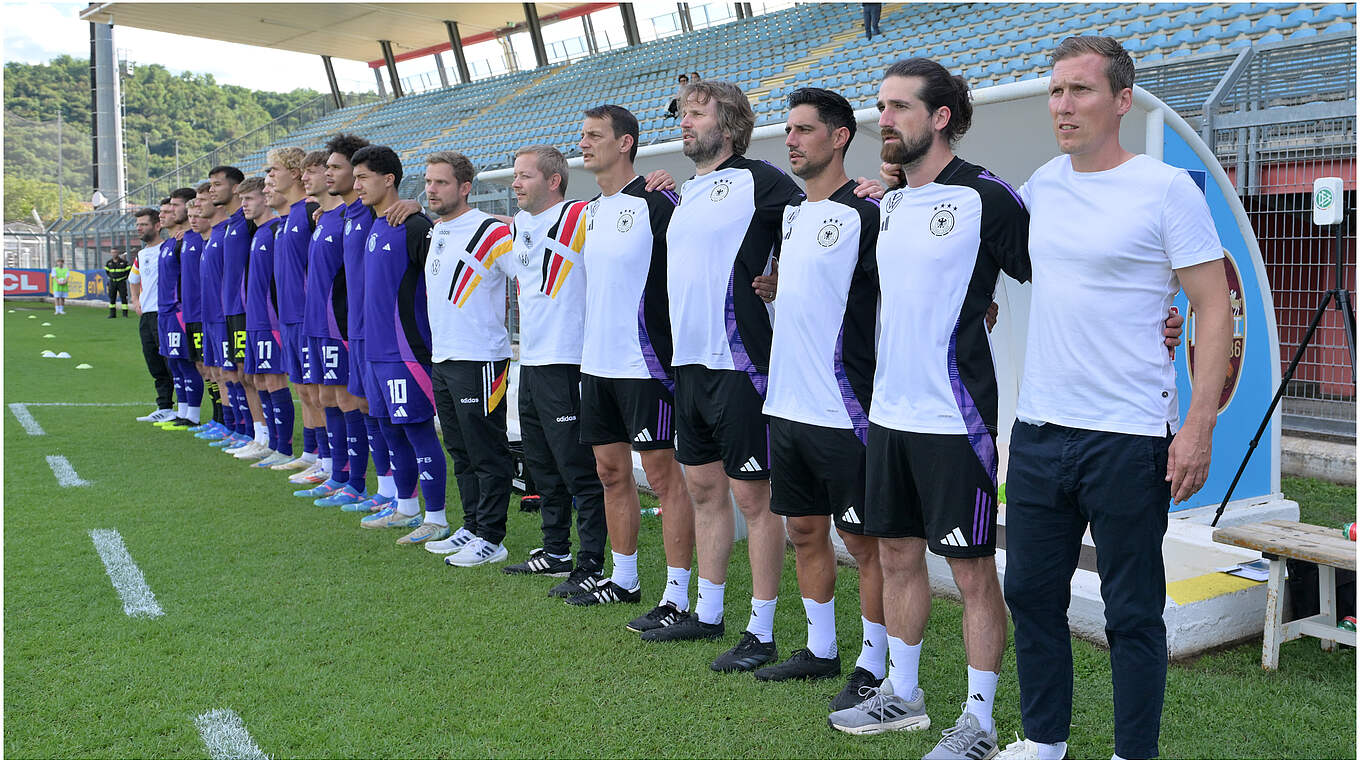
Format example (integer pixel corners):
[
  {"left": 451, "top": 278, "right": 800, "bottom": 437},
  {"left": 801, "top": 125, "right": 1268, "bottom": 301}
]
[
  {"left": 108, "top": 280, "right": 129, "bottom": 308},
  {"left": 431, "top": 359, "right": 515, "bottom": 545},
  {"left": 139, "top": 311, "right": 173, "bottom": 409},
  {"left": 1003, "top": 421, "right": 1172, "bottom": 759},
  {"left": 518, "top": 364, "right": 607, "bottom": 567}
]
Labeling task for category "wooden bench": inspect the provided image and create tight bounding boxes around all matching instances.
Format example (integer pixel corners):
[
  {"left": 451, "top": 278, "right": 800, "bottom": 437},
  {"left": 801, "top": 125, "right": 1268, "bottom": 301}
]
[{"left": 1212, "top": 520, "right": 1356, "bottom": 670}]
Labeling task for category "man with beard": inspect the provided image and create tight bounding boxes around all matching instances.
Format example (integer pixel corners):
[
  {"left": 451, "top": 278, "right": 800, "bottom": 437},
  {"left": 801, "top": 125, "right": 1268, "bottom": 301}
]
[
  {"left": 643, "top": 80, "right": 801, "bottom": 676},
  {"left": 826, "top": 60, "right": 1029, "bottom": 759},
  {"left": 129, "top": 207, "right": 174, "bottom": 421}
]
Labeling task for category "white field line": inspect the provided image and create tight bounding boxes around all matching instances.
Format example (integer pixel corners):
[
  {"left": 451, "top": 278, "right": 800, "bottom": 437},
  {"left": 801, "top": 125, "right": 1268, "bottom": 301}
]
[
  {"left": 47, "top": 455, "right": 91, "bottom": 487},
  {"left": 194, "top": 709, "right": 269, "bottom": 760},
  {"left": 20, "top": 402, "right": 146, "bottom": 406},
  {"left": 9, "top": 403, "right": 43, "bottom": 435},
  {"left": 88, "top": 529, "right": 163, "bottom": 618}
]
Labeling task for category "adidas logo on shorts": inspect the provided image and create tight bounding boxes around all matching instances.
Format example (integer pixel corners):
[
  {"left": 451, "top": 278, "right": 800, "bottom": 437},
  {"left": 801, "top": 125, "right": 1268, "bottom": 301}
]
[
  {"left": 738, "top": 457, "right": 762, "bottom": 473},
  {"left": 634, "top": 428, "right": 653, "bottom": 443},
  {"left": 841, "top": 506, "right": 862, "bottom": 525},
  {"left": 939, "top": 527, "right": 970, "bottom": 548}
]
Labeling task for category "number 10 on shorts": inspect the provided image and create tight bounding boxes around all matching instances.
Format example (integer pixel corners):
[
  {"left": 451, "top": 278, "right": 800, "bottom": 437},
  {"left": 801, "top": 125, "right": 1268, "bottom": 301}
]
[{"left": 386, "top": 378, "right": 408, "bottom": 405}]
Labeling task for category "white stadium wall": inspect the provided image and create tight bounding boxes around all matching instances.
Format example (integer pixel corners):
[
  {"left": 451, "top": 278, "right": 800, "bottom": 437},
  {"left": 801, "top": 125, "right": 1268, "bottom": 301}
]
[{"left": 484, "top": 79, "right": 1292, "bottom": 524}]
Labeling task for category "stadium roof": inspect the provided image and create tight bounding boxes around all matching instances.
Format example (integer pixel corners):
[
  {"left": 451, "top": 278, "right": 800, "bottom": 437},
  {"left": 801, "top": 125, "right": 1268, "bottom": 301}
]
[{"left": 78, "top": 3, "right": 608, "bottom": 65}]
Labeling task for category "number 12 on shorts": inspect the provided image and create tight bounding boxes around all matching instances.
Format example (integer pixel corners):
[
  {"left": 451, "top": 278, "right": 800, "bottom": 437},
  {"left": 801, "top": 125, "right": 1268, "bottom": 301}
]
[{"left": 386, "top": 378, "right": 408, "bottom": 405}]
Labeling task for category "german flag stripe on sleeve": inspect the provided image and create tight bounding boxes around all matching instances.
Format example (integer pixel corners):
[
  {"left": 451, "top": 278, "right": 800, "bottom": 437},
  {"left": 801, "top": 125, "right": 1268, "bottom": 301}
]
[{"left": 552, "top": 201, "right": 588, "bottom": 252}]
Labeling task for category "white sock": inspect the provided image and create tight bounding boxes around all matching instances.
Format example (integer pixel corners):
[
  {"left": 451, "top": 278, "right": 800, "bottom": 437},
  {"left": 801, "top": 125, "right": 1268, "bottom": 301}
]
[
  {"left": 662, "top": 565, "right": 691, "bottom": 611},
  {"left": 803, "top": 597, "right": 837, "bottom": 659},
  {"left": 377, "top": 474, "right": 396, "bottom": 498},
  {"left": 423, "top": 509, "right": 447, "bottom": 526},
  {"left": 547, "top": 551, "right": 571, "bottom": 561},
  {"left": 1034, "top": 743, "right": 1067, "bottom": 760},
  {"left": 887, "top": 636, "right": 922, "bottom": 697},
  {"left": 695, "top": 577, "right": 724, "bottom": 624},
  {"left": 964, "top": 666, "right": 999, "bottom": 733},
  {"left": 611, "top": 551, "right": 639, "bottom": 590},
  {"left": 747, "top": 597, "right": 777, "bottom": 643},
  {"left": 255, "top": 422, "right": 268, "bottom": 445},
  {"left": 187, "top": 406, "right": 201, "bottom": 423},
  {"left": 396, "top": 497, "right": 420, "bottom": 517},
  {"left": 178, "top": 403, "right": 188, "bottom": 418},
  {"left": 301, "top": 451, "right": 318, "bottom": 463},
  {"left": 1111, "top": 754, "right": 1127, "bottom": 760},
  {"left": 320, "top": 456, "right": 332, "bottom": 475},
  {"left": 856, "top": 617, "right": 888, "bottom": 679}
]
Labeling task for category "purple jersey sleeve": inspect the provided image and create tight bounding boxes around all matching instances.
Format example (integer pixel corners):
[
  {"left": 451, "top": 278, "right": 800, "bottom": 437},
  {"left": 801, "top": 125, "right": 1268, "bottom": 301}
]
[
  {"left": 220, "top": 208, "right": 250, "bottom": 316},
  {"left": 200, "top": 221, "right": 227, "bottom": 324},
  {"left": 303, "top": 204, "right": 348, "bottom": 340},
  {"left": 156, "top": 237, "right": 181, "bottom": 313},
  {"left": 275, "top": 199, "right": 314, "bottom": 325},
  {"left": 362, "top": 214, "right": 433, "bottom": 364},
  {"left": 245, "top": 217, "right": 282, "bottom": 332},
  {"left": 343, "top": 198, "right": 375, "bottom": 341},
  {"left": 180, "top": 232, "right": 204, "bottom": 322}
]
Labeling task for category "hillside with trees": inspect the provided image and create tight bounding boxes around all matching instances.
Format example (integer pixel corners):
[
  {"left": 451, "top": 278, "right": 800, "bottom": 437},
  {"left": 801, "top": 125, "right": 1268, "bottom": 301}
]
[{"left": 3, "top": 56, "right": 354, "bottom": 223}]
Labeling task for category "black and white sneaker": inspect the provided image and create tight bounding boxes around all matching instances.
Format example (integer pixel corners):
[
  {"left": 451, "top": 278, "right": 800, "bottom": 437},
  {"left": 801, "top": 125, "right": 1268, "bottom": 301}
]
[
  {"left": 640, "top": 613, "right": 724, "bottom": 642},
  {"left": 829, "top": 666, "right": 885, "bottom": 711},
  {"left": 565, "top": 578, "right": 642, "bottom": 606},
  {"left": 754, "top": 648, "right": 842, "bottom": 682},
  {"left": 626, "top": 602, "right": 686, "bottom": 633},
  {"left": 548, "top": 564, "right": 602, "bottom": 598},
  {"left": 711, "top": 631, "right": 777, "bottom": 672},
  {"left": 502, "top": 547, "right": 572, "bottom": 577}
]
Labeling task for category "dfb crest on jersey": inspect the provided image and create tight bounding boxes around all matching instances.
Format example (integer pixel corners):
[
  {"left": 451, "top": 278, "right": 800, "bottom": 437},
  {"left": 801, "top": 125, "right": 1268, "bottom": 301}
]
[
  {"left": 929, "top": 203, "right": 957, "bottom": 237},
  {"left": 817, "top": 221, "right": 840, "bottom": 247},
  {"left": 709, "top": 179, "right": 732, "bottom": 202},
  {"left": 885, "top": 192, "right": 903, "bottom": 214},
  {"left": 312, "top": 226, "right": 322, "bottom": 241},
  {"left": 617, "top": 209, "right": 634, "bottom": 233},
  {"left": 366, "top": 233, "right": 377, "bottom": 252},
  {"left": 345, "top": 219, "right": 353, "bottom": 235},
  {"left": 518, "top": 233, "right": 532, "bottom": 266}
]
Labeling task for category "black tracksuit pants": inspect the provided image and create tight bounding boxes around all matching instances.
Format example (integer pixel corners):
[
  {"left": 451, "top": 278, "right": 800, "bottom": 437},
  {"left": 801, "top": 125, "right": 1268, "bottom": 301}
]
[
  {"left": 138, "top": 310, "right": 173, "bottom": 409},
  {"left": 432, "top": 360, "right": 515, "bottom": 545},
  {"left": 517, "top": 363, "right": 607, "bottom": 568}
]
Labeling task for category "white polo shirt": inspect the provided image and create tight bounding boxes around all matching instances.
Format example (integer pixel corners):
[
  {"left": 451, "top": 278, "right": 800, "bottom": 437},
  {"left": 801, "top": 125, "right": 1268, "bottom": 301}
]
[
  {"left": 130, "top": 243, "right": 161, "bottom": 313},
  {"left": 1017, "top": 153, "right": 1222, "bottom": 437}
]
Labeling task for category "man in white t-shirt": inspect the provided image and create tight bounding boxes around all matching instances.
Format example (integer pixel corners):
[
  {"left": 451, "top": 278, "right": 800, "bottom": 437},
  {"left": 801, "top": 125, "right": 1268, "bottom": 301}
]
[
  {"left": 129, "top": 206, "right": 175, "bottom": 421},
  {"left": 997, "top": 37, "right": 1231, "bottom": 760}
]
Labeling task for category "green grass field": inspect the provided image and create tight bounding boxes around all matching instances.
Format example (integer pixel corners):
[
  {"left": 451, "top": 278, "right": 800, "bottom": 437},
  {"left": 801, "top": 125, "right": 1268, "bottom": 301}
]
[{"left": 5, "top": 301, "right": 1356, "bottom": 759}]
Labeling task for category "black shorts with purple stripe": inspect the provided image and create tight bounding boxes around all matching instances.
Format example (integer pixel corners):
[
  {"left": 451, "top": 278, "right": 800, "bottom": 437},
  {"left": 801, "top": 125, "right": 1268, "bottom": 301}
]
[
  {"left": 579, "top": 374, "right": 675, "bottom": 452},
  {"left": 862, "top": 423, "right": 997, "bottom": 557}
]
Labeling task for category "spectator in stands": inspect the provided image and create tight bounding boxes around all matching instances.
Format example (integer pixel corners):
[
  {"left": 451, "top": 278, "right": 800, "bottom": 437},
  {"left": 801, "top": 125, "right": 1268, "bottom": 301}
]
[
  {"left": 862, "top": 3, "right": 882, "bottom": 40},
  {"left": 690, "top": 71, "right": 701, "bottom": 81},
  {"left": 50, "top": 258, "right": 70, "bottom": 314},
  {"left": 105, "top": 249, "right": 132, "bottom": 318},
  {"left": 665, "top": 73, "right": 690, "bottom": 119}
]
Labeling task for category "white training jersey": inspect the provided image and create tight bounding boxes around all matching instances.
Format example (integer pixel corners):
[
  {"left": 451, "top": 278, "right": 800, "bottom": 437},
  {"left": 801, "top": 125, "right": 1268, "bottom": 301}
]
[
  {"left": 501, "top": 200, "right": 589, "bottom": 366},
  {"left": 581, "top": 175, "right": 679, "bottom": 383},
  {"left": 871, "top": 157, "right": 1030, "bottom": 479},
  {"left": 763, "top": 181, "right": 879, "bottom": 441},
  {"left": 666, "top": 154, "right": 802, "bottom": 388},
  {"left": 426, "top": 208, "right": 514, "bottom": 363}
]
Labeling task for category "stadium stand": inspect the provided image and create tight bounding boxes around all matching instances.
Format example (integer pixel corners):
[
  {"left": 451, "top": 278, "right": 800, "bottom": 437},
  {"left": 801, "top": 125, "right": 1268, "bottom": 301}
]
[{"left": 201, "top": 2, "right": 1359, "bottom": 195}]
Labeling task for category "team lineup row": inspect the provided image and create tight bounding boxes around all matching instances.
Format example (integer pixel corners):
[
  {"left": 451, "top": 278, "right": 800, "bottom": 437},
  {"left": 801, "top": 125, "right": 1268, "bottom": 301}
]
[{"left": 128, "top": 35, "right": 1231, "bottom": 760}]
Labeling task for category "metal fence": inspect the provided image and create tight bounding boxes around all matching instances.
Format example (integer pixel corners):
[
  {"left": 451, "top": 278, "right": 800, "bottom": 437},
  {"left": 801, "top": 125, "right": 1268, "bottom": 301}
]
[{"left": 1202, "top": 34, "right": 1356, "bottom": 438}]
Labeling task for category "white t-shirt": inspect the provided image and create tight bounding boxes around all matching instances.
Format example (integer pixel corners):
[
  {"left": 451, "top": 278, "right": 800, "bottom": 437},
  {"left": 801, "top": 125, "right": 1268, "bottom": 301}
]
[
  {"left": 1017, "top": 153, "right": 1223, "bottom": 437},
  {"left": 580, "top": 176, "right": 678, "bottom": 381},
  {"left": 132, "top": 243, "right": 161, "bottom": 313},
  {"left": 501, "top": 200, "right": 589, "bottom": 366},
  {"left": 425, "top": 208, "right": 514, "bottom": 363}
]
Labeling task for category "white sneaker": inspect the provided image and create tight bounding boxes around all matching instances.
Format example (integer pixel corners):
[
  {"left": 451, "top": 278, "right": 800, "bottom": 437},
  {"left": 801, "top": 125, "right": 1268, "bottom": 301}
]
[
  {"left": 288, "top": 462, "right": 326, "bottom": 484},
  {"left": 424, "top": 526, "right": 477, "bottom": 555},
  {"left": 137, "top": 408, "right": 175, "bottom": 422},
  {"left": 445, "top": 538, "right": 509, "bottom": 567},
  {"left": 995, "top": 736, "right": 1043, "bottom": 760},
  {"left": 271, "top": 456, "right": 313, "bottom": 471},
  {"left": 252, "top": 452, "right": 291, "bottom": 468},
  {"left": 233, "top": 441, "right": 270, "bottom": 460}
]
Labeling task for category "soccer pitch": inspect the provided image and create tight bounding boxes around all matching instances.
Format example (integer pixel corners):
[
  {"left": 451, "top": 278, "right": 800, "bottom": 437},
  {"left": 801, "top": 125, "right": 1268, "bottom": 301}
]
[{"left": 4, "top": 302, "right": 1355, "bottom": 758}]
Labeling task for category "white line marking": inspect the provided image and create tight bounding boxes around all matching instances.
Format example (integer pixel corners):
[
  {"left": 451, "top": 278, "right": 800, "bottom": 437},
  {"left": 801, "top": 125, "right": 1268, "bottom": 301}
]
[
  {"left": 194, "top": 709, "right": 269, "bottom": 760},
  {"left": 9, "top": 403, "right": 44, "bottom": 435},
  {"left": 19, "top": 402, "right": 146, "bottom": 407},
  {"left": 88, "top": 529, "right": 163, "bottom": 618},
  {"left": 47, "top": 455, "right": 91, "bottom": 487}
]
